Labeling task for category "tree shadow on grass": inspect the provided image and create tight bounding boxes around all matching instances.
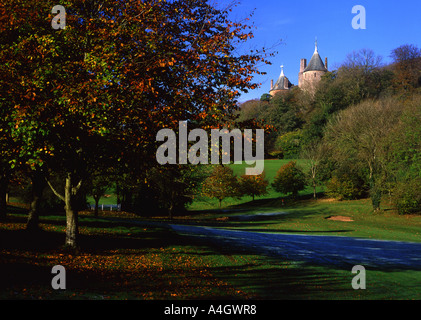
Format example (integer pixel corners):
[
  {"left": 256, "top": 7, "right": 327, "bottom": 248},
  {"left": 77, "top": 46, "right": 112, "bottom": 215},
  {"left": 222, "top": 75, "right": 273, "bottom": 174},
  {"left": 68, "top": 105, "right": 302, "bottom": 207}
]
[
  {"left": 176, "top": 198, "right": 351, "bottom": 234},
  {"left": 0, "top": 222, "right": 228, "bottom": 299},
  {"left": 209, "top": 263, "right": 353, "bottom": 300},
  {"left": 175, "top": 234, "right": 354, "bottom": 299},
  {"left": 1, "top": 214, "right": 418, "bottom": 300}
]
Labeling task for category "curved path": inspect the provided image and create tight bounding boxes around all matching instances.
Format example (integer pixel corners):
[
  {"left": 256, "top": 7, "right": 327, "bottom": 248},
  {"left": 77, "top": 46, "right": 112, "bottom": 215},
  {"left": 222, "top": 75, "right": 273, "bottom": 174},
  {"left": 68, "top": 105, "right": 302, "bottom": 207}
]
[
  {"left": 101, "top": 217, "right": 421, "bottom": 270},
  {"left": 169, "top": 224, "right": 421, "bottom": 270}
]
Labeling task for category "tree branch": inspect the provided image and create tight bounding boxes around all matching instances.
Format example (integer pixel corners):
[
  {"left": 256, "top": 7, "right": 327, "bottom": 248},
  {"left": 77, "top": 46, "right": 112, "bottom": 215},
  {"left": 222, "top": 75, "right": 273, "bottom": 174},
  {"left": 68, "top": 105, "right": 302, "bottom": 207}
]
[
  {"left": 46, "top": 179, "right": 65, "bottom": 202},
  {"left": 72, "top": 179, "right": 83, "bottom": 195}
]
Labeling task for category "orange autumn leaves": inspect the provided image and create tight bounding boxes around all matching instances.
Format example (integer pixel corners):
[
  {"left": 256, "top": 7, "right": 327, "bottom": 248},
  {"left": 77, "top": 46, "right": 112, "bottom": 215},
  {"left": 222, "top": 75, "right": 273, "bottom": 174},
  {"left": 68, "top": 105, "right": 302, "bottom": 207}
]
[{"left": 2, "top": 0, "right": 270, "bottom": 158}]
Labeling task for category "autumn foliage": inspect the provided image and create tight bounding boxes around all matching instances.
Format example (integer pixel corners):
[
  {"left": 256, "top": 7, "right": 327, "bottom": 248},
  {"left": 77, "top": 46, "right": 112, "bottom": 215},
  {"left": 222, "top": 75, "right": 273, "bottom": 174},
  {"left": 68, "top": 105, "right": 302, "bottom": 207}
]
[
  {"left": 201, "top": 165, "right": 240, "bottom": 207},
  {"left": 0, "top": 0, "right": 270, "bottom": 246},
  {"left": 238, "top": 172, "right": 269, "bottom": 201}
]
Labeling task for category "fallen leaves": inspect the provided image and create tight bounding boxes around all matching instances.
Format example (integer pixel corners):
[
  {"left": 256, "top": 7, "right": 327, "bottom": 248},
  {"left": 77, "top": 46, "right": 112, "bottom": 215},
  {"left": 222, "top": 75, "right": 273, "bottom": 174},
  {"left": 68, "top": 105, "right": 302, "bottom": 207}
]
[{"left": 0, "top": 220, "right": 252, "bottom": 300}]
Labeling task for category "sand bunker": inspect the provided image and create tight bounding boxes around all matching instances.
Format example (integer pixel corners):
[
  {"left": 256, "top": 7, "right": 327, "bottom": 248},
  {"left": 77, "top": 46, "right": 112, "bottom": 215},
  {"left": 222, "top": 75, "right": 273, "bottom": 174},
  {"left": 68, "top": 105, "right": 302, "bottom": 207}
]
[{"left": 325, "top": 215, "right": 354, "bottom": 222}]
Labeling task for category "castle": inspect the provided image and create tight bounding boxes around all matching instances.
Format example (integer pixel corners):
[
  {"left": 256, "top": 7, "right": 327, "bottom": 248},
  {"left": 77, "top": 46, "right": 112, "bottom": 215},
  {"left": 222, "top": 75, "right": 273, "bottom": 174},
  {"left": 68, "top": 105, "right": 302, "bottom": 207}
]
[{"left": 269, "top": 40, "right": 328, "bottom": 96}]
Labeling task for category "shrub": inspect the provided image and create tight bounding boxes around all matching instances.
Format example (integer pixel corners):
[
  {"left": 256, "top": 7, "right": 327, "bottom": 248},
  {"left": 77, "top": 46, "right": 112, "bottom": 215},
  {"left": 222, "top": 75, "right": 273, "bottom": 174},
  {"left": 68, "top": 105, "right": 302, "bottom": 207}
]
[
  {"left": 392, "top": 178, "right": 421, "bottom": 215},
  {"left": 275, "top": 131, "right": 302, "bottom": 159},
  {"left": 268, "top": 150, "right": 283, "bottom": 159},
  {"left": 325, "top": 174, "right": 365, "bottom": 200}
]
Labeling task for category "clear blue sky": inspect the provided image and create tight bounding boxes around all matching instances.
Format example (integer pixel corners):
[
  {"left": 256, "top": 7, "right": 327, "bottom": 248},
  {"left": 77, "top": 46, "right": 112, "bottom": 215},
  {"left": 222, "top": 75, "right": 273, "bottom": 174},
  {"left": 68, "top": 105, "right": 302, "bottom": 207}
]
[{"left": 214, "top": 0, "right": 421, "bottom": 102}]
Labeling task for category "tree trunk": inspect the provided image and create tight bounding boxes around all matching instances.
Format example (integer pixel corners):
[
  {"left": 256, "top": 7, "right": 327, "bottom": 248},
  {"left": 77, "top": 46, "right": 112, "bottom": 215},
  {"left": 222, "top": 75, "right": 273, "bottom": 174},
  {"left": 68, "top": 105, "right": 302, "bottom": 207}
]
[
  {"left": 46, "top": 172, "right": 82, "bottom": 249},
  {"left": 0, "top": 172, "right": 8, "bottom": 221},
  {"left": 93, "top": 196, "right": 100, "bottom": 217},
  {"left": 370, "top": 180, "right": 381, "bottom": 212},
  {"left": 64, "top": 173, "right": 80, "bottom": 249},
  {"left": 168, "top": 190, "right": 175, "bottom": 220},
  {"left": 121, "top": 188, "right": 132, "bottom": 212},
  {"left": 168, "top": 202, "right": 174, "bottom": 220},
  {"left": 26, "top": 170, "right": 46, "bottom": 231},
  {"left": 313, "top": 181, "right": 317, "bottom": 200},
  {"left": 116, "top": 182, "right": 121, "bottom": 206}
]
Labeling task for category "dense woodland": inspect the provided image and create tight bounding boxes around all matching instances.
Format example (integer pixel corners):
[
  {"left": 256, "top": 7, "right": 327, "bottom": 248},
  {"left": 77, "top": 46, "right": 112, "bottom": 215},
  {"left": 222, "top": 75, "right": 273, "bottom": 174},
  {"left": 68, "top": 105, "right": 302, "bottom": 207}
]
[
  {"left": 237, "top": 45, "right": 421, "bottom": 214},
  {"left": 0, "top": 1, "right": 420, "bottom": 250}
]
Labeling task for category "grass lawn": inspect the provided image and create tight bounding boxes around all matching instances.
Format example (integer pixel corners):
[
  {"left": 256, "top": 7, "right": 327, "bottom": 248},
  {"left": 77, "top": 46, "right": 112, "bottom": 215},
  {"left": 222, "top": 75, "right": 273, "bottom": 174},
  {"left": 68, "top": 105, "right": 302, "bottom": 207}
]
[
  {"left": 2, "top": 159, "right": 420, "bottom": 300},
  {"left": 1, "top": 197, "right": 421, "bottom": 300},
  {"left": 192, "top": 198, "right": 421, "bottom": 243}
]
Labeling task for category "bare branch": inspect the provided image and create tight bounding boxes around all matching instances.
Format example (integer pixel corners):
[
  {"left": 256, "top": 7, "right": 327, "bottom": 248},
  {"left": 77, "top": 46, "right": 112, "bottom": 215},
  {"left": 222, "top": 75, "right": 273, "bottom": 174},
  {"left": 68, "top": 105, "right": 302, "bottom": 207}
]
[
  {"left": 72, "top": 179, "right": 83, "bottom": 195},
  {"left": 46, "top": 179, "right": 65, "bottom": 202}
]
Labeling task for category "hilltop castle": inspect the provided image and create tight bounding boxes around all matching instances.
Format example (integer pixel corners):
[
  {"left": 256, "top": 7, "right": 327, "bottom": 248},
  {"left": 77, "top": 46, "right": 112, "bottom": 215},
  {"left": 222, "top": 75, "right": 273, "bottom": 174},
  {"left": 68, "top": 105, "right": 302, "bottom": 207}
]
[{"left": 270, "top": 40, "right": 328, "bottom": 96}]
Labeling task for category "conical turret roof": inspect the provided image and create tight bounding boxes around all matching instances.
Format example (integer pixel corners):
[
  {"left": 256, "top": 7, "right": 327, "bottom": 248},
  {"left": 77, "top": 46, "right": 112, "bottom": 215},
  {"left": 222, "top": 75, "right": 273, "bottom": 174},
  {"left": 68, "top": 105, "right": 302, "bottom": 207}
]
[
  {"left": 303, "top": 40, "right": 327, "bottom": 72},
  {"left": 271, "top": 65, "right": 292, "bottom": 90}
]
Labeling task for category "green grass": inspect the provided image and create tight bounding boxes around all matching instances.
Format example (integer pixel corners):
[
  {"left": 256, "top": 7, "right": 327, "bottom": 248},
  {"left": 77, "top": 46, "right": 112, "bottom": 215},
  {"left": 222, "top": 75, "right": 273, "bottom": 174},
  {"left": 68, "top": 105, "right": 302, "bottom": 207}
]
[
  {"left": 2, "top": 208, "right": 421, "bottom": 300},
  {"left": 2, "top": 200, "right": 421, "bottom": 300},
  {"left": 3, "top": 158, "right": 421, "bottom": 300},
  {"left": 208, "top": 198, "right": 421, "bottom": 243}
]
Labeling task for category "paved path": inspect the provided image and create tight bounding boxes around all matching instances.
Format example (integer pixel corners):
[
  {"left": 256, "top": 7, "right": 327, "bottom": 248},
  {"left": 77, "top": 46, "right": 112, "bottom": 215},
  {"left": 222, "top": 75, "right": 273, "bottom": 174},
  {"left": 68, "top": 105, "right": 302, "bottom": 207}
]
[
  {"left": 169, "top": 224, "right": 421, "bottom": 270},
  {"left": 100, "top": 217, "right": 421, "bottom": 270}
]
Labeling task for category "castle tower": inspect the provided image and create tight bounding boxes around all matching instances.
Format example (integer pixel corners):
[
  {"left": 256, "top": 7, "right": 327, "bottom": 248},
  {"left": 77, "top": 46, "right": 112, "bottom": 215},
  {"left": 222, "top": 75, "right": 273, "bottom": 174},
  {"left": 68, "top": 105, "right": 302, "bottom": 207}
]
[
  {"left": 270, "top": 65, "right": 293, "bottom": 96},
  {"left": 298, "top": 39, "right": 328, "bottom": 94}
]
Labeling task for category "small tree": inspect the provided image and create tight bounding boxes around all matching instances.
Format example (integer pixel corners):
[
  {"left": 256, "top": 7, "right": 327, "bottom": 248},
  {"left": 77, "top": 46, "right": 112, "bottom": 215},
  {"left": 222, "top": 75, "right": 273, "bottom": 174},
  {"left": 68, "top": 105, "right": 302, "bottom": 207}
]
[
  {"left": 325, "top": 175, "right": 365, "bottom": 201},
  {"left": 300, "top": 140, "right": 326, "bottom": 199},
  {"left": 392, "top": 178, "right": 421, "bottom": 215},
  {"left": 272, "top": 161, "right": 306, "bottom": 199},
  {"left": 239, "top": 172, "right": 269, "bottom": 201},
  {"left": 202, "top": 165, "right": 240, "bottom": 208},
  {"left": 87, "top": 173, "right": 112, "bottom": 217}
]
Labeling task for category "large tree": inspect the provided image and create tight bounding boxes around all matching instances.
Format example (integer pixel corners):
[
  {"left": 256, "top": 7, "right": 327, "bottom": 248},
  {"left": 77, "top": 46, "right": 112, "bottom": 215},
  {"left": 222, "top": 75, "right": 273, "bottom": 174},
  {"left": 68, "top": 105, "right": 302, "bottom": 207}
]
[{"left": 0, "top": 0, "right": 268, "bottom": 248}]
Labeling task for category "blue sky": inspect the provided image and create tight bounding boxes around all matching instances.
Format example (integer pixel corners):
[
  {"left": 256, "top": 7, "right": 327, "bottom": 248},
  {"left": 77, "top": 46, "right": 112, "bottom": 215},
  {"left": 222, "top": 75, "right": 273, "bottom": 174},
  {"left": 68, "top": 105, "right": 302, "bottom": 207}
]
[{"left": 215, "top": 0, "right": 421, "bottom": 102}]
